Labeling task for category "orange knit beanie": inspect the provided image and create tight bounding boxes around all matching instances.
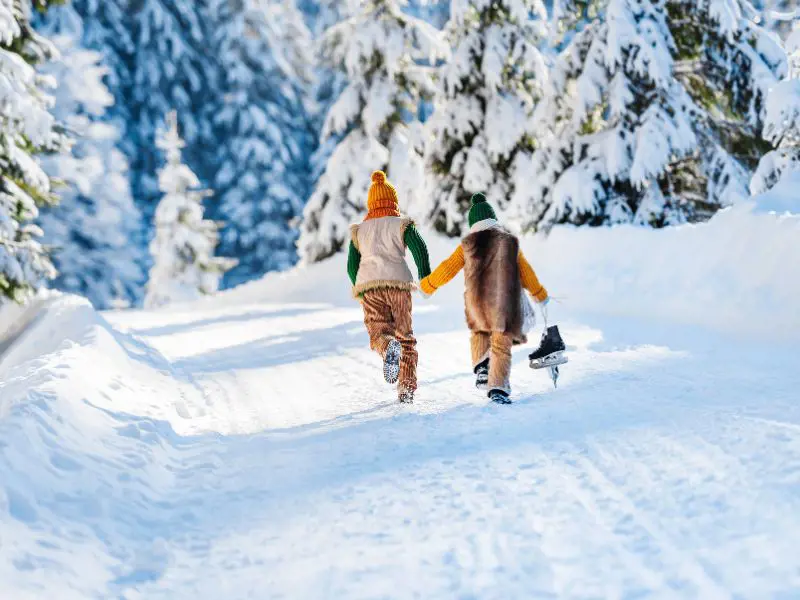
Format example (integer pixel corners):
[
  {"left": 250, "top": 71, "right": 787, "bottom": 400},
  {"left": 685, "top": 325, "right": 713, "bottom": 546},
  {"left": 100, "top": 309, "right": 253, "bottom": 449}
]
[{"left": 365, "top": 171, "right": 400, "bottom": 220}]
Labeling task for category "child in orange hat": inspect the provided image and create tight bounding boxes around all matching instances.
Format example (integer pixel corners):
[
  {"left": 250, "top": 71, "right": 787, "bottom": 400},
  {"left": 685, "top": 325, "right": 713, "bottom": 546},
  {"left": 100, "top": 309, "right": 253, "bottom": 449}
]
[{"left": 347, "top": 171, "right": 432, "bottom": 403}]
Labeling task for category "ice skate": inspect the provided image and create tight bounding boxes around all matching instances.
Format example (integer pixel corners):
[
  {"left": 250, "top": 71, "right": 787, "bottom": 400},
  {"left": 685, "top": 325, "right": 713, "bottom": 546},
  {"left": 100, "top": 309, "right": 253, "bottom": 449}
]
[
  {"left": 529, "top": 326, "right": 567, "bottom": 369},
  {"left": 383, "top": 338, "right": 402, "bottom": 384},
  {"left": 529, "top": 325, "right": 567, "bottom": 388}
]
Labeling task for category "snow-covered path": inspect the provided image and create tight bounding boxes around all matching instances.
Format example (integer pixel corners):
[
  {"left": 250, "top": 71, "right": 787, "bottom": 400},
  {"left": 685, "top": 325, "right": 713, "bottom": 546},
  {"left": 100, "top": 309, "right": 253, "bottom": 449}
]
[
  {"left": 3, "top": 288, "right": 800, "bottom": 599},
  {"left": 2, "top": 208, "right": 800, "bottom": 598},
  {"left": 115, "top": 301, "right": 800, "bottom": 599}
]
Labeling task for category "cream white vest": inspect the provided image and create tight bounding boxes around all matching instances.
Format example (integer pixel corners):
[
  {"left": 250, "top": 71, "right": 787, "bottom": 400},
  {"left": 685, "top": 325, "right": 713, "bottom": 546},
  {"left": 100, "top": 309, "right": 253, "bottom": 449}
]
[{"left": 350, "top": 217, "right": 415, "bottom": 297}]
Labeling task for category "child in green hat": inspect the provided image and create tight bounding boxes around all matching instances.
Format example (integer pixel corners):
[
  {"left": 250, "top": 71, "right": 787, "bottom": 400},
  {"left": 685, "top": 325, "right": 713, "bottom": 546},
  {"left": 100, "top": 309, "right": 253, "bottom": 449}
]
[{"left": 420, "top": 193, "right": 549, "bottom": 403}]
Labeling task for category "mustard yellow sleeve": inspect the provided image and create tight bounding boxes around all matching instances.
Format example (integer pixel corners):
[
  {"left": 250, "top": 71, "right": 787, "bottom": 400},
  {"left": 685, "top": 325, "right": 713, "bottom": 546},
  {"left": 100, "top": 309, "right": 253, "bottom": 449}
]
[
  {"left": 420, "top": 245, "right": 465, "bottom": 294},
  {"left": 519, "top": 251, "right": 548, "bottom": 303}
]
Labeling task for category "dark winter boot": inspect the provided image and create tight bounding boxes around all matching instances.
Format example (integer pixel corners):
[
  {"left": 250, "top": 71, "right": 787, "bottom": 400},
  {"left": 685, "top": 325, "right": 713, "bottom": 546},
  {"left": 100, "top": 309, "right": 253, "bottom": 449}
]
[
  {"left": 474, "top": 358, "right": 489, "bottom": 390},
  {"left": 529, "top": 325, "right": 567, "bottom": 369},
  {"left": 383, "top": 339, "right": 402, "bottom": 384},
  {"left": 488, "top": 389, "right": 511, "bottom": 404},
  {"left": 398, "top": 388, "right": 414, "bottom": 404}
]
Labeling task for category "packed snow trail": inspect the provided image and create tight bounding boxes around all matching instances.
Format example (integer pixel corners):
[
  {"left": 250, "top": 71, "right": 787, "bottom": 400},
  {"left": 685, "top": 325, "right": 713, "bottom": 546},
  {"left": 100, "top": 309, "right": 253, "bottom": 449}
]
[
  {"left": 2, "top": 207, "right": 800, "bottom": 598},
  {"left": 2, "top": 294, "right": 800, "bottom": 598}
]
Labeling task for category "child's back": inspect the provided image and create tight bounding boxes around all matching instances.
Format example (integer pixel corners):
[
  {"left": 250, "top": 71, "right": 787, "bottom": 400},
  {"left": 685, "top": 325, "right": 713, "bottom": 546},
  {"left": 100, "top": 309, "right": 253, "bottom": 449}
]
[
  {"left": 420, "top": 193, "right": 549, "bottom": 404},
  {"left": 461, "top": 223, "right": 525, "bottom": 344},
  {"left": 350, "top": 216, "right": 415, "bottom": 297},
  {"left": 346, "top": 171, "right": 432, "bottom": 403}
]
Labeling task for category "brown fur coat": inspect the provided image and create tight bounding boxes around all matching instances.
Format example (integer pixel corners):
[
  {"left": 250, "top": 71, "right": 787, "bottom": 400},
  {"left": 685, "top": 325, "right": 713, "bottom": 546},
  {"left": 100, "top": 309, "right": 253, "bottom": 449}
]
[{"left": 462, "top": 225, "right": 526, "bottom": 344}]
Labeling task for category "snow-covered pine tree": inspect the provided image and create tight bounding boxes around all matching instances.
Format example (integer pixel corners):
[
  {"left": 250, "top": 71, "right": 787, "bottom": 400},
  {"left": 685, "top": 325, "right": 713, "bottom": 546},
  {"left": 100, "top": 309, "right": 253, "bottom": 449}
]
[
  {"left": 298, "top": 0, "right": 350, "bottom": 35},
  {"left": 145, "top": 112, "right": 234, "bottom": 308},
  {"left": 297, "top": 0, "right": 447, "bottom": 263},
  {"left": 36, "top": 7, "right": 146, "bottom": 309},
  {"left": 752, "top": 21, "right": 800, "bottom": 193},
  {"left": 300, "top": 0, "right": 447, "bottom": 33},
  {"left": 37, "top": 1, "right": 218, "bottom": 275},
  {"left": 298, "top": 0, "right": 351, "bottom": 256},
  {"left": 512, "top": 0, "right": 787, "bottom": 230},
  {"left": 425, "top": 0, "right": 549, "bottom": 235},
  {"left": 548, "top": 0, "right": 599, "bottom": 46},
  {"left": 207, "top": 0, "right": 315, "bottom": 288},
  {"left": 0, "top": 0, "right": 64, "bottom": 302},
  {"left": 752, "top": 0, "right": 798, "bottom": 39},
  {"left": 299, "top": 0, "right": 351, "bottom": 175},
  {"left": 130, "top": 0, "right": 215, "bottom": 219},
  {"left": 65, "top": 0, "right": 136, "bottom": 155},
  {"left": 407, "top": 0, "right": 449, "bottom": 29}
]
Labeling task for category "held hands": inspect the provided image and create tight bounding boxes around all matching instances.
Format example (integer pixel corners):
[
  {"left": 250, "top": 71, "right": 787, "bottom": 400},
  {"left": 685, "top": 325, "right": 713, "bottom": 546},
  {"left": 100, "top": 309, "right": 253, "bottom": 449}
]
[{"left": 419, "top": 276, "right": 436, "bottom": 299}]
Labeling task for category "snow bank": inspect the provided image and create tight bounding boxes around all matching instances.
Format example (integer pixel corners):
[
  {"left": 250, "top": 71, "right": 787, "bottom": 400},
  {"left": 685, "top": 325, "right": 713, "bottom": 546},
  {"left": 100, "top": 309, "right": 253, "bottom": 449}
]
[
  {"left": 0, "top": 293, "right": 98, "bottom": 376},
  {"left": 0, "top": 293, "right": 204, "bottom": 427},
  {"left": 0, "top": 293, "right": 147, "bottom": 385},
  {"left": 750, "top": 170, "right": 800, "bottom": 215},
  {"left": 0, "top": 292, "right": 58, "bottom": 360},
  {"left": 210, "top": 200, "right": 800, "bottom": 339},
  {"left": 523, "top": 201, "right": 800, "bottom": 339},
  {"left": 0, "top": 294, "right": 211, "bottom": 595}
]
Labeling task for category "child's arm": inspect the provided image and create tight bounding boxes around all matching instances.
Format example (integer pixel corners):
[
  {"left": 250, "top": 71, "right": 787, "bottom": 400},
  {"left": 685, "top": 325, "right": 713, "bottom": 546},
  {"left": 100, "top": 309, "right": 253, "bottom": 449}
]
[
  {"left": 518, "top": 251, "right": 548, "bottom": 303},
  {"left": 347, "top": 241, "right": 361, "bottom": 285},
  {"left": 404, "top": 225, "right": 432, "bottom": 280},
  {"left": 420, "top": 245, "right": 465, "bottom": 295}
]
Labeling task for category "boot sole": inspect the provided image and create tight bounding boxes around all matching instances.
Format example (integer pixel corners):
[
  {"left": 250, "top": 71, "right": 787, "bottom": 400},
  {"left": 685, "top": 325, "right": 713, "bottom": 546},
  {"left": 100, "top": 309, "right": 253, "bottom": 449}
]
[
  {"left": 383, "top": 339, "right": 402, "bottom": 384},
  {"left": 489, "top": 389, "right": 512, "bottom": 404},
  {"left": 490, "top": 395, "right": 512, "bottom": 405}
]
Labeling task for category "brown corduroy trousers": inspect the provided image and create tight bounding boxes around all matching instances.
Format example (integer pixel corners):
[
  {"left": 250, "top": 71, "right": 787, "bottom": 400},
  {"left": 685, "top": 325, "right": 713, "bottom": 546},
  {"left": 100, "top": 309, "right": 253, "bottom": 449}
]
[
  {"left": 361, "top": 288, "right": 418, "bottom": 392},
  {"left": 470, "top": 331, "right": 514, "bottom": 394}
]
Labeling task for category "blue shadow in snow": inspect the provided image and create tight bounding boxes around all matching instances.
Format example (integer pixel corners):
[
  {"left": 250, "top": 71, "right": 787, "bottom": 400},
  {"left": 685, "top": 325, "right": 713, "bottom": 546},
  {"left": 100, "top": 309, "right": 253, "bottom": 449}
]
[
  {"left": 128, "top": 306, "right": 324, "bottom": 338},
  {"left": 172, "top": 304, "right": 469, "bottom": 374}
]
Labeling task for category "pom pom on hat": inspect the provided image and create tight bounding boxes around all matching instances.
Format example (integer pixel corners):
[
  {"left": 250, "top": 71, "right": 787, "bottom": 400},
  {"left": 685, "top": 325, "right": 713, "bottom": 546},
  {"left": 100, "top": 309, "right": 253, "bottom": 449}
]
[
  {"left": 366, "top": 170, "right": 399, "bottom": 218},
  {"left": 467, "top": 191, "right": 497, "bottom": 227},
  {"left": 471, "top": 192, "right": 487, "bottom": 205}
]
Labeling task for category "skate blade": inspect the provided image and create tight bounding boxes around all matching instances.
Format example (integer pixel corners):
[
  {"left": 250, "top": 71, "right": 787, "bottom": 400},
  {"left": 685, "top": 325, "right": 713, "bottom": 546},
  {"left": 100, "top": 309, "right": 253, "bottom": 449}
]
[{"left": 530, "top": 352, "right": 568, "bottom": 370}]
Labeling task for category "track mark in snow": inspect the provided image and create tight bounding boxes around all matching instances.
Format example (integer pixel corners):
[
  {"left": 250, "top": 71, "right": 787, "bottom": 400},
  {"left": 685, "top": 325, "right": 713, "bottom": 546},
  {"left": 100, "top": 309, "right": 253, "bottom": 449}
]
[
  {"left": 3, "top": 292, "right": 800, "bottom": 597},
  {"left": 553, "top": 450, "right": 732, "bottom": 599},
  {"left": 587, "top": 426, "right": 800, "bottom": 596},
  {"left": 741, "top": 415, "right": 800, "bottom": 434},
  {"left": 5, "top": 489, "right": 39, "bottom": 524}
]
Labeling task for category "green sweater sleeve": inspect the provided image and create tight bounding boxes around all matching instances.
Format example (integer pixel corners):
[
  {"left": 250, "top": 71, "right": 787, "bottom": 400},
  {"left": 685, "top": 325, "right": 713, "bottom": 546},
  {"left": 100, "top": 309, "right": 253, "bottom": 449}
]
[
  {"left": 347, "top": 241, "right": 361, "bottom": 285},
  {"left": 404, "top": 225, "right": 432, "bottom": 280}
]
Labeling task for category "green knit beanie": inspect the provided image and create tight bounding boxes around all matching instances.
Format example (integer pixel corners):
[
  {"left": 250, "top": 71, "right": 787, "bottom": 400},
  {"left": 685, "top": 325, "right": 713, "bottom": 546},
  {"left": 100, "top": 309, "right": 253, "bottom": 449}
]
[{"left": 468, "top": 192, "right": 497, "bottom": 227}]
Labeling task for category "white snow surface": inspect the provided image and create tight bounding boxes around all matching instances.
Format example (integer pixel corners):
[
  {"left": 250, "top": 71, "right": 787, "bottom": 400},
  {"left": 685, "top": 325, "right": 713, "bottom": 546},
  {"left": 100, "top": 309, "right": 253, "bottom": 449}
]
[
  {"left": 751, "top": 169, "right": 800, "bottom": 214},
  {"left": 2, "top": 204, "right": 800, "bottom": 598}
]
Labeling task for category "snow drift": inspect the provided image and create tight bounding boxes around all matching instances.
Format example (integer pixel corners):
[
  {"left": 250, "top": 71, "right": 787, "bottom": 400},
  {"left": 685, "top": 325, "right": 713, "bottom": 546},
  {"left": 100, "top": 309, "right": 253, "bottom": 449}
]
[
  {"left": 0, "top": 293, "right": 206, "bottom": 427},
  {"left": 525, "top": 201, "right": 800, "bottom": 339},
  {"left": 0, "top": 294, "right": 217, "bottom": 596}
]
